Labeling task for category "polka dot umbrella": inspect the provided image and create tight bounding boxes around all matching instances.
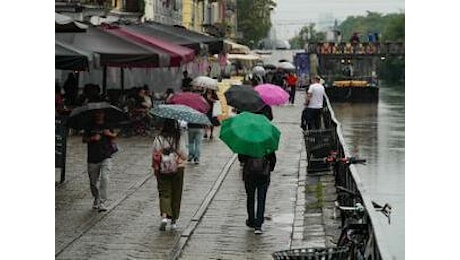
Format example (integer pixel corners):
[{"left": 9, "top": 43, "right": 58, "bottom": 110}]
[{"left": 149, "top": 104, "right": 211, "bottom": 125}]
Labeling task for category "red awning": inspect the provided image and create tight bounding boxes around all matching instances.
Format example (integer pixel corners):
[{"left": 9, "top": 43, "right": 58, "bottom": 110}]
[{"left": 103, "top": 25, "right": 195, "bottom": 67}]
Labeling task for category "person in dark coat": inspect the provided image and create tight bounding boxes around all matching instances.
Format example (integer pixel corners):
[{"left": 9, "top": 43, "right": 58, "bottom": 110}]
[
  {"left": 240, "top": 152, "right": 277, "bottom": 234},
  {"left": 63, "top": 72, "right": 79, "bottom": 108},
  {"left": 237, "top": 105, "right": 273, "bottom": 167},
  {"left": 181, "top": 71, "right": 193, "bottom": 92}
]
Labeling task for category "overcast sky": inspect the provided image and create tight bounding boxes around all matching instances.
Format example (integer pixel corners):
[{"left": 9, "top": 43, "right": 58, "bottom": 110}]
[{"left": 271, "top": 0, "right": 405, "bottom": 40}]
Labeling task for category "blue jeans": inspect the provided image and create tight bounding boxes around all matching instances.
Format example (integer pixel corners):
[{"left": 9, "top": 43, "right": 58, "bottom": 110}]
[
  {"left": 244, "top": 176, "right": 270, "bottom": 228},
  {"left": 188, "top": 128, "right": 204, "bottom": 160}
]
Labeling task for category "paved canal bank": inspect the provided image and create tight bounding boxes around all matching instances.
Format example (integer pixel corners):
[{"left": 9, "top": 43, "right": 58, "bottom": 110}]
[{"left": 55, "top": 92, "right": 341, "bottom": 259}]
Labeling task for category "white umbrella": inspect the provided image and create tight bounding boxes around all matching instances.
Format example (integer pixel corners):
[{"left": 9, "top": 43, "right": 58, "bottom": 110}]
[
  {"left": 252, "top": 66, "right": 266, "bottom": 76},
  {"left": 191, "top": 76, "right": 218, "bottom": 90},
  {"left": 277, "top": 61, "right": 296, "bottom": 71},
  {"left": 55, "top": 13, "right": 88, "bottom": 32}
]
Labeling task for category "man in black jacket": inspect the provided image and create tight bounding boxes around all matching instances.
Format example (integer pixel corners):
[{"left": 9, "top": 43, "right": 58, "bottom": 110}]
[{"left": 240, "top": 152, "right": 276, "bottom": 234}]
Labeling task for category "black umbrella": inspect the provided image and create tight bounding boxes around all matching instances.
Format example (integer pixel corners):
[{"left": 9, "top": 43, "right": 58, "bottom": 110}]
[
  {"left": 224, "top": 85, "right": 266, "bottom": 113},
  {"left": 67, "top": 102, "right": 129, "bottom": 130},
  {"left": 263, "top": 64, "right": 277, "bottom": 70}
]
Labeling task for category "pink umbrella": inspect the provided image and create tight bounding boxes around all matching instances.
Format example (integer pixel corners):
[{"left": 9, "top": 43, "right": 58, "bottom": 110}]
[
  {"left": 167, "top": 92, "right": 210, "bottom": 113},
  {"left": 254, "top": 83, "right": 289, "bottom": 106}
]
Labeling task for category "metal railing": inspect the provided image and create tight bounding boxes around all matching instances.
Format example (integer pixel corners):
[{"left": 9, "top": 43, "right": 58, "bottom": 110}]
[
  {"left": 306, "top": 41, "right": 405, "bottom": 56},
  {"left": 301, "top": 95, "right": 392, "bottom": 259}
]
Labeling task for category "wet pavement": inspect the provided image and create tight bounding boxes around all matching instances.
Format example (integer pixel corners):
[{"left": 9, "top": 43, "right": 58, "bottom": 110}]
[{"left": 55, "top": 91, "right": 341, "bottom": 259}]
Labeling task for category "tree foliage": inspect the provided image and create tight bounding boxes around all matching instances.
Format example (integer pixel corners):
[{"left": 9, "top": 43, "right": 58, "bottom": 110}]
[
  {"left": 237, "top": 0, "right": 276, "bottom": 48},
  {"left": 339, "top": 12, "right": 405, "bottom": 83},
  {"left": 289, "top": 23, "right": 326, "bottom": 49},
  {"left": 335, "top": 12, "right": 403, "bottom": 43}
]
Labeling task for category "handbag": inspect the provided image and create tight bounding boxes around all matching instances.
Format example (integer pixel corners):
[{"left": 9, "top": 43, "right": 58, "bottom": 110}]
[{"left": 212, "top": 101, "right": 222, "bottom": 117}]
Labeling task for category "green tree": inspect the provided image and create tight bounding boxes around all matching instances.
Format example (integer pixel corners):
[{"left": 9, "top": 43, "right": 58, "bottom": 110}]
[
  {"left": 338, "top": 11, "right": 392, "bottom": 41},
  {"left": 380, "top": 14, "right": 405, "bottom": 83},
  {"left": 237, "top": 0, "right": 276, "bottom": 48},
  {"left": 289, "top": 23, "right": 326, "bottom": 49}
]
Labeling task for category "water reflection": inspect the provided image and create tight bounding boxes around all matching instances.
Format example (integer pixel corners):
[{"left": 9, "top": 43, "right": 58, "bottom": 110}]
[
  {"left": 330, "top": 84, "right": 405, "bottom": 259},
  {"left": 332, "top": 102, "right": 379, "bottom": 163}
]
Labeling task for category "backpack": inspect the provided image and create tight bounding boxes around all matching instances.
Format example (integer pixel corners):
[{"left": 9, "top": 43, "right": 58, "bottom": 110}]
[
  {"left": 245, "top": 156, "right": 270, "bottom": 176},
  {"left": 153, "top": 137, "right": 178, "bottom": 174}
]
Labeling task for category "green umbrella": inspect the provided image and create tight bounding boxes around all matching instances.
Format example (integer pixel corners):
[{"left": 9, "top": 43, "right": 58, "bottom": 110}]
[
  {"left": 219, "top": 112, "right": 281, "bottom": 157},
  {"left": 149, "top": 104, "right": 211, "bottom": 125}
]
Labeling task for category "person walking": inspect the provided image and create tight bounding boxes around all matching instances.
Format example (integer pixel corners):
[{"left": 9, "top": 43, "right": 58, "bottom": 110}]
[
  {"left": 152, "top": 119, "right": 188, "bottom": 231},
  {"left": 187, "top": 123, "right": 205, "bottom": 164},
  {"left": 237, "top": 105, "right": 273, "bottom": 168},
  {"left": 82, "top": 109, "right": 118, "bottom": 212},
  {"left": 301, "top": 75, "right": 325, "bottom": 130},
  {"left": 203, "top": 89, "right": 219, "bottom": 140},
  {"left": 286, "top": 72, "right": 298, "bottom": 105},
  {"left": 241, "top": 152, "right": 277, "bottom": 234},
  {"left": 181, "top": 70, "right": 193, "bottom": 92},
  {"left": 63, "top": 72, "right": 79, "bottom": 108}
]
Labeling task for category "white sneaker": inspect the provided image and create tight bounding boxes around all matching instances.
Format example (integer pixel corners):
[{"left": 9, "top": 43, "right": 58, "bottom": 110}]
[
  {"left": 159, "top": 218, "right": 168, "bottom": 231},
  {"left": 98, "top": 203, "right": 107, "bottom": 212},
  {"left": 254, "top": 228, "right": 263, "bottom": 235},
  {"left": 171, "top": 220, "right": 177, "bottom": 230}
]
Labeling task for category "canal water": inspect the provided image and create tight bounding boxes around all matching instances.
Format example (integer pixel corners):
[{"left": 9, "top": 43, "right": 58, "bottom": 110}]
[{"left": 330, "top": 84, "right": 405, "bottom": 259}]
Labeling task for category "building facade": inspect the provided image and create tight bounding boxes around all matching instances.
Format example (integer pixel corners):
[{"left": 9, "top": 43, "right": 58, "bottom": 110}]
[{"left": 143, "top": 0, "right": 183, "bottom": 25}]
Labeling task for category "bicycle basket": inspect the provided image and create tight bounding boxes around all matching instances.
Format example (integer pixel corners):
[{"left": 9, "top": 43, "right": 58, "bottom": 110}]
[{"left": 272, "top": 246, "right": 350, "bottom": 260}]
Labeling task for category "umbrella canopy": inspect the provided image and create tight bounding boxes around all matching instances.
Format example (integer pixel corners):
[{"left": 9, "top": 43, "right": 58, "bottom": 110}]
[
  {"left": 191, "top": 76, "right": 218, "bottom": 90},
  {"left": 67, "top": 102, "right": 129, "bottom": 130},
  {"left": 277, "top": 61, "right": 296, "bottom": 71},
  {"left": 254, "top": 83, "right": 289, "bottom": 106},
  {"left": 263, "top": 64, "right": 277, "bottom": 70},
  {"left": 104, "top": 25, "right": 195, "bottom": 67},
  {"left": 219, "top": 112, "right": 281, "bottom": 157},
  {"left": 55, "top": 13, "right": 88, "bottom": 33},
  {"left": 123, "top": 23, "right": 223, "bottom": 55},
  {"left": 56, "top": 27, "right": 166, "bottom": 67},
  {"left": 150, "top": 104, "right": 211, "bottom": 125},
  {"left": 224, "top": 85, "right": 266, "bottom": 112},
  {"left": 167, "top": 92, "right": 210, "bottom": 113},
  {"left": 225, "top": 40, "right": 250, "bottom": 54},
  {"left": 252, "top": 66, "right": 266, "bottom": 76},
  {"left": 146, "top": 22, "right": 224, "bottom": 55},
  {"left": 55, "top": 40, "right": 91, "bottom": 71}
]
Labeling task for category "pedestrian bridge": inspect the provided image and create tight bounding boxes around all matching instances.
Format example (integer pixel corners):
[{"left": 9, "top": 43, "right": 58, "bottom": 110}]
[{"left": 308, "top": 41, "right": 405, "bottom": 57}]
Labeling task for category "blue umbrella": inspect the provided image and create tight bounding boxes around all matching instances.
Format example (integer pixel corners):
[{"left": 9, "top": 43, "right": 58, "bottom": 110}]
[{"left": 150, "top": 104, "right": 211, "bottom": 125}]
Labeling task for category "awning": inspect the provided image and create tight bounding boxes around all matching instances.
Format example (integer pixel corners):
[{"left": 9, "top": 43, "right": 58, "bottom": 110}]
[
  {"left": 225, "top": 40, "right": 250, "bottom": 54},
  {"left": 55, "top": 40, "right": 91, "bottom": 71},
  {"left": 123, "top": 23, "right": 224, "bottom": 55},
  {"left": 226, "top": 53, "right": 262, "bottom": 61},
  {"left": 55, "top": 13, "right": 88, "bottom": 32},
  {"left": 105, "top": 25, "right": 195, "bottom": 67},
  {"left": 55, "top": 26, "right": 171, "bottom": 68}
]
